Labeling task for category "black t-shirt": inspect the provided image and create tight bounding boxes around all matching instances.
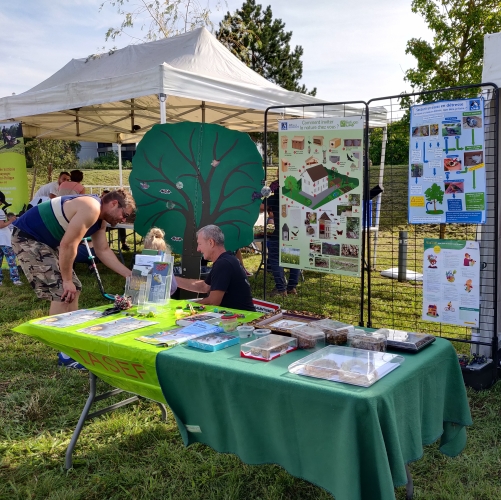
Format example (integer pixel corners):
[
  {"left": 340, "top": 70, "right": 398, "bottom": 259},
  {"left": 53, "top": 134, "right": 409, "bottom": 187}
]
[
  {"left": 267, "top": 189, "right": 280, "bottom": 240},
  {"left": 205, "top": 252, "right": 255, "bottom": 311}
]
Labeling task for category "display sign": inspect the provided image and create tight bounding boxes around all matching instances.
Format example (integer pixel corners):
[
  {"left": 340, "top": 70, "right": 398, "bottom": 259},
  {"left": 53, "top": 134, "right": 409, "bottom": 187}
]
[
  {"left": 422, "top": 239, "right": 480, "bottom": 327},
  {"left": 408, "top": 98, "right": 485, "bottom": 224},
  {"left": 278, "top": 118, "right": 364, "bottom": 276},
  {"left": 0, "top": 122, "right": 28, "bottom": 214}
]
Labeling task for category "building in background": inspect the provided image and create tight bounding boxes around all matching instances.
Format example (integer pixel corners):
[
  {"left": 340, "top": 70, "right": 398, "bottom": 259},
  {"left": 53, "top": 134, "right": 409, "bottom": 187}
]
[{"left": 78, "top": 142, "right": 136, "bottom": 163}]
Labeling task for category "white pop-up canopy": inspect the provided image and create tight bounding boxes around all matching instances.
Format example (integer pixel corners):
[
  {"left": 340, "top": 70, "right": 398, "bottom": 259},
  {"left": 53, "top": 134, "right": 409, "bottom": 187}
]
[
  {"left": 482, "top": 31, "right": 501, "bottom": 86},
  {"left": 0, "top": 28, "right": 386, "bottom": 143}
]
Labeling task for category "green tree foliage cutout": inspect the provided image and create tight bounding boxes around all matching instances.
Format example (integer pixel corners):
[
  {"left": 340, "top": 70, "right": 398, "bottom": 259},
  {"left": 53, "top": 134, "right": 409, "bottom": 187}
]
[
  {"left": 216, "top": 0, "right": 316, "bottom": 96},
  {"left": 131, "top": 123, "right": 264, "bottom": 254},
  {"left": 425, "top": 183, "right": 444, "bottom": 213},
  {"left": 405, "top": 0, "right": 501, "bottom": 97}
]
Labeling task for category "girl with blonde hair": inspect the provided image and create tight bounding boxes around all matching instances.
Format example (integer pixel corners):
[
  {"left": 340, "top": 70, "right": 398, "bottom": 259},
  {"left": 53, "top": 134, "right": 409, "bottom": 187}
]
[{"left": 143, "top": 227, "right": 177, "bottom": 295}]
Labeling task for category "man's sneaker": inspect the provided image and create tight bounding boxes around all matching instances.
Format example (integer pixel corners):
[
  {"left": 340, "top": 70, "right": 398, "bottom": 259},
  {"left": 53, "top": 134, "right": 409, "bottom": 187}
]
[
  {"left": 287, "top": 288, "right": 297, "bottom": 295},
  {"left": 121, "top": 243, "right": 131, "bottom": 251},
  {"left": 269, "top": 288, "right": 287, "bottom": 297},
  {"left": 58, "top": 352, "right": 87, "bottom": 370},
  {"left": 13, "top": 281, "right": 22, "bottom": 286}
]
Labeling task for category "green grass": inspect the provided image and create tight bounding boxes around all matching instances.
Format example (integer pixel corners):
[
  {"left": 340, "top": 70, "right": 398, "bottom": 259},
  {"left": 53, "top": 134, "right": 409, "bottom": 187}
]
[{"left": 2, "top": 167, "right": 501, "bottom": 499}]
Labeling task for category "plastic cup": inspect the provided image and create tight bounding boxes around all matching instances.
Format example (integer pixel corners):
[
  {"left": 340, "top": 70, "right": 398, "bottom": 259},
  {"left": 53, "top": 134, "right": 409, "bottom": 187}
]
[
  {"left": 237, "top": 325, "right": 254, "bottom": 339},
  {"left": 254, "top": 328, "right": 271, "bottom": 339}
]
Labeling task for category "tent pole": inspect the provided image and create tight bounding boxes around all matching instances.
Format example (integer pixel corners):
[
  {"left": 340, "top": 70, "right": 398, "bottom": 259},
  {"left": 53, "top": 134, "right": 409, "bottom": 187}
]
[
  {"left": 159, "top": 93, "right": 167, "bottom": 124},
  {"left": 201, "top": 101, "right": 206, "bottom": 123},
  {"left": 117, "top": 142, "right": 123, "bottom": 187}
]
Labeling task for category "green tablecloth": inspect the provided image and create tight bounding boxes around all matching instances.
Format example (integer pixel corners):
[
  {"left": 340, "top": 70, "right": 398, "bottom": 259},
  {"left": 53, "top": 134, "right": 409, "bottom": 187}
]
[
  {"left": 13, "top": 301, "right": 263, "bottom": 404},
  {"left": 156, "top": 338, "right": 472, "bottom": 500}
]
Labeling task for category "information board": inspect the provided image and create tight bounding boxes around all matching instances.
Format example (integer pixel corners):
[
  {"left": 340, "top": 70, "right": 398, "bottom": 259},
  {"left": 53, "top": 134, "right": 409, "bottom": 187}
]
[
  {"left": 408, "top": 98, "right": 485, "bottom": 224},
  {"left": 278, "top": 117, "right": 363, "bottom": 276}
]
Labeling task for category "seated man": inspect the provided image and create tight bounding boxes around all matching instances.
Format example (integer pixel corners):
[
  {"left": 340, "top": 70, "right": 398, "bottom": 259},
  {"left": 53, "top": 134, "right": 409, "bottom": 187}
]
[{"left": 176, "top": 225, "right": 255, "bottom": 311}]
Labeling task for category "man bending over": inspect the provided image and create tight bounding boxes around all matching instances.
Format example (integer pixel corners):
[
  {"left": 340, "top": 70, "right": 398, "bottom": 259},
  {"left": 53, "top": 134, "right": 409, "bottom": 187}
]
[
  {"left": 12, "top": 189, "right": 134, "bottom": 315},
  {"left": 176, "top": 225, "right": 255, "bottom": 311}
]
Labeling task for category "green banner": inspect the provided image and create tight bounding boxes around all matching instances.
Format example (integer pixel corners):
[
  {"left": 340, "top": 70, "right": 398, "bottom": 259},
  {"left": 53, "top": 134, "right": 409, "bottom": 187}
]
[{"left": 0, "top": 123, "right": 28, "bottom": 213}]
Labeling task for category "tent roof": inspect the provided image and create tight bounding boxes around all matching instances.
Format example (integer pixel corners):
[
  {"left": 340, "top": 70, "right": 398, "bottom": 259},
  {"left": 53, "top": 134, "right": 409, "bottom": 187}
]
[{"left": 0, "top": 28, "right": 387, "bottom": 142}]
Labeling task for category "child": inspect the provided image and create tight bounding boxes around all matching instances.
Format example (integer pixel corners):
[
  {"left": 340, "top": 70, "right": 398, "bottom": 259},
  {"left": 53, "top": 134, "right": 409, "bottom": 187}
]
[
  {"left": 0, "top": 210, "right": 22, "bottom": 286},
  {"left": 143, "top": 227, "right": 177, "bottom": 295}
]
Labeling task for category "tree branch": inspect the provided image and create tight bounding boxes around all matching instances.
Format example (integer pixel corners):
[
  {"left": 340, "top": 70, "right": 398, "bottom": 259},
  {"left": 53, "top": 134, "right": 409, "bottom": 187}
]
[{"left": 160, "top": 129, "right": 198, "bottom": 171}]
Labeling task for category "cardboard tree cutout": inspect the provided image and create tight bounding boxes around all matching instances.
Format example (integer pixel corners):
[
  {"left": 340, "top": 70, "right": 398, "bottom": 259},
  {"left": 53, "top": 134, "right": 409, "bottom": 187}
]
[{"left": 131, "top": 122, "right": 264, "bottom": 263}]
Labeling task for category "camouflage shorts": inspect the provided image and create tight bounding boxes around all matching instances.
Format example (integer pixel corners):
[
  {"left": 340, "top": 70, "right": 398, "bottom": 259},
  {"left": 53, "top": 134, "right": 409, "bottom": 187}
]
[{"left": 11, "top": 232, "right": 82, "bottom": 301}]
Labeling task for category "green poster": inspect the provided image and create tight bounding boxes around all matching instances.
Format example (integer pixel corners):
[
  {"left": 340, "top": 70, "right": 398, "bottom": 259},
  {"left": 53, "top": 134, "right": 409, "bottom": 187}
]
[{"left": 0, "top": 122, "right": 28, "bottom": 213}]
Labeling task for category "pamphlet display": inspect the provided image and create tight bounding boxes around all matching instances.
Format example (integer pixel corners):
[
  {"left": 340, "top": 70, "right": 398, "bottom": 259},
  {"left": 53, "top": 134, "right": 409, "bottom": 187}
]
[
  {"left": 408, "top": 98, "right": 486, "bottom": 224},
  {"left": 422, "top": 239, "right": 480, "bottom": 327},
  {"left": 278, "top": 117, "right": 364, "bottom": 277}
]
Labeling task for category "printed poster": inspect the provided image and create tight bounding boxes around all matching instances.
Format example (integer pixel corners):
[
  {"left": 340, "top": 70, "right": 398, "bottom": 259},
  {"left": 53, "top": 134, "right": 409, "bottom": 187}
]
[
  {"left": 422, "top": 239, "right": 480, "bottom": 327},
  {"left": 77, "top": 317, "right": 158, "bottom": 338},
  {"left": 34, "top": 309, "right": 103, "bottom": 328},
  {"left": 0, "top": 122, "right": 29, "bottom": 213},
  {"left": 278, "top": 117, "right": 364, "bottom": 276},
  {"left": 408, "top": 98, "right": 485, "bottom": 224}
]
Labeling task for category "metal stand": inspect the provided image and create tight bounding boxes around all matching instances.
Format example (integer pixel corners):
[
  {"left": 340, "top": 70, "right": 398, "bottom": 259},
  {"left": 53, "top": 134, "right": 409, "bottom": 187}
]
[
  {"left": 65, "top": 372, "right": 168, "bottom": 470},
  {"left": 405, "top": 463, "right": 414, "bottom": 499}
]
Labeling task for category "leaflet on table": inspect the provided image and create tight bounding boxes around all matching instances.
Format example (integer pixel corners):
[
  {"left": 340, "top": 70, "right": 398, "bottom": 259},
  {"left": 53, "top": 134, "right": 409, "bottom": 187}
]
[
  {"left": 422, "top": 239, "right": 480, "bottom": 327},
  {"left": 77, "top": 317, "right": 158, "bottom": 338},
  {"left": 408, "top": 98, "right": 486, "bottom": 224},
  {"left": 33, "top": 309, "right": 103, "bottom": 327},
  {"left": 136, "top": 321, "right": 224, "bottom": 346},
  {"left": 176, "top": 312, "right": 223, "bottom": 326},
  {"left": 148, "top": 259, "right": 173, "bottom": 302},
  {"left": 278, "top": 117, "right": 364, "bottom": 277}
]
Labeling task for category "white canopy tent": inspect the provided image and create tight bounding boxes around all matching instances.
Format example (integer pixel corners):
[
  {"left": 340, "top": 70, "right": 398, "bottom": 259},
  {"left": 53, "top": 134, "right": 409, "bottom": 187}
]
[{"left": 0, "top": 27, "right": 386, "bottom": 138}]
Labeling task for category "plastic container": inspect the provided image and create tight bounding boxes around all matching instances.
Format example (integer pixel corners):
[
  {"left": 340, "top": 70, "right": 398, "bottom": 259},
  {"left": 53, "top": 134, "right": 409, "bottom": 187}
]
[
  {"left": 290, "top": 324, "right": 326, "bottom": 349},
  {"left": 315, "top": 319, "right": 354, "bottom": 346},
  {"left": 373, "top": 328, "right": 436, "bottom": 352},
  {"left": 220, "top": 314, "right": 238, "bottom": 332},
  {"left": 187, "top": 333, "right": 239, "bottom": 351},
  {"left": 254, "top": 328, "right": 272, "bottom": 338},
  {"left": 237, "top": 325, "right": 254, "bottom": 339},
  {"left": 288, "top": 346, "right": 405, "bottom": 387},
  {"left": 348, "top": 332, "right": 387, "bottom": 352},
  {"left": 241, "top": 334, "right": 297, "bottom": 361}
]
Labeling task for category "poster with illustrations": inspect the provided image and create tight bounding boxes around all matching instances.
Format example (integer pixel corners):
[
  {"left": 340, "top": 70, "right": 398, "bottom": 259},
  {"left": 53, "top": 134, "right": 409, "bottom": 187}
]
[
  {"left": 77, "top": 317, "right": 158, "bottom": 338},
  {"left": 408, "top": 98, "right": 485, "bottom": 224},
  {"left": 422, "top": 239, "right": 480, "bottom": 327},
  {"left": 278, "top": 117, "right": 364, "bottom": 276}
]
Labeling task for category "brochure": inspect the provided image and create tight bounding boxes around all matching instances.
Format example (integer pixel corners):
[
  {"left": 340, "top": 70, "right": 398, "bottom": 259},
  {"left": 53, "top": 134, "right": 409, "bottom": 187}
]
[
  {"left": 176, "top": 312, "right": 223, "bottom": 326},
  {"left": 34, "top": 309, "right": 103, "bottom": 328},
  {"left": 135, "top": 321, "right": 223, "bottom": 346},
  {"left": 77, "top": 317, "right": 158, "bottom": 338}
]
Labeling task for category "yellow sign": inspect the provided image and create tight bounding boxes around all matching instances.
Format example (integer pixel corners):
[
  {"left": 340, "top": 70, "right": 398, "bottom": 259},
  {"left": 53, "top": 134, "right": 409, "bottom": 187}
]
[
  {"left": 468, "top": 163, "right": 484, "bottom": 171},
  {"left": 410, "top": 196, "right": 425, "bottom": 207}
]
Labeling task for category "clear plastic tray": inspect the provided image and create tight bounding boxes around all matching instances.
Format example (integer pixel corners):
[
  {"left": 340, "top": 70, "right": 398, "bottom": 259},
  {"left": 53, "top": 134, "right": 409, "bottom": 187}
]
[
  {"left": 315, "top": 319, "right": 354, "bottom": 345},
  {"left": 288, "top": 346, "right": 405, "bottom": 387},
  {"left": 290, "top": 325, "right": 325, "bottom": 349},
  {"left": 241, "top": 334, "right": 297, "bottom": 361},
  {"left": 374, "top": 329, "right": 436, "bottom": 352}
]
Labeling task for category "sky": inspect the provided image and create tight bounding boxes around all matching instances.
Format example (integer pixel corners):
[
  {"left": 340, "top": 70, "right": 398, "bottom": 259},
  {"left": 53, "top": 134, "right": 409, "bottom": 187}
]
[{"left": 0, "top": 0, "right": 433, "bottom": 102}]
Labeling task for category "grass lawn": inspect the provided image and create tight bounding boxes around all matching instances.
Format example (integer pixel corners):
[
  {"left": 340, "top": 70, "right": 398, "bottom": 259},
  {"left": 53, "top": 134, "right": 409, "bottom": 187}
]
[{"left": 1, "top": 167, "right": 500, "bottom": 499}]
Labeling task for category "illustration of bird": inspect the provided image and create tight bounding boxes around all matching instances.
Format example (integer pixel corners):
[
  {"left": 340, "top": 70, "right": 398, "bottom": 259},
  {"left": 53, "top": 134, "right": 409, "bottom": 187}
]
[
  {"left": 346, "top": 153, "right": 355, "bottom": 162},
  {"left": 159, "top": 189, "right": 172, "bottom": 194}
]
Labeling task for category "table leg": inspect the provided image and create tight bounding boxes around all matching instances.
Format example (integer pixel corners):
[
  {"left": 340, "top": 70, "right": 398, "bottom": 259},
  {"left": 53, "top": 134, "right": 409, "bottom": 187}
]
[
  {"left": 64, "top": 372, "right": 166, "bottom": 469},
  {"left": 405, "top": 463, "right": 414, "bottom": 499}
]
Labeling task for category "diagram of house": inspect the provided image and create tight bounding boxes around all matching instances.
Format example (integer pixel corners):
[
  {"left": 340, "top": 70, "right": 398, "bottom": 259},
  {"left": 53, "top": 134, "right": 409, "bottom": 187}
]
[
  {"left": 319, "top": 212, "right": 332, "bottom": 239},
  {"left": 301, "top": 164, "right": 329, "bottom": 197}
]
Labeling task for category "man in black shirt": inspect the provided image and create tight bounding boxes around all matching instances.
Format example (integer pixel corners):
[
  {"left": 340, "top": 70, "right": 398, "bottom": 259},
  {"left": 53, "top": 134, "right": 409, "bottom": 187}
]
[{"left": 175, "top": 225, "right": 255, "bottom": 311}]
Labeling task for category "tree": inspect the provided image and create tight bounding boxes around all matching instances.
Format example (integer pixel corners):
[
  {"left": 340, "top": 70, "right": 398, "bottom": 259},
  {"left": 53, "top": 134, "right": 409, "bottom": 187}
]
[
  {"left": 131, "top": 122, "right": 264, "bottom": 255},
  {"left": 216, "top": 0, "right": 316, "bottom": 95},
  {"left": 405, "top": 0, "right": 501, "bottom": 96},
  {"left": 25, "top": 139, "right": 80, "bottom": 197},
  {"left": 100, "top": 0, "right": 219, "bottom": 42},
  {"left": 424, "top": 183, "right": 444, "bottom": 213},
  {"left": 369, "top": 120, "right": 409, "bottom": 166}
]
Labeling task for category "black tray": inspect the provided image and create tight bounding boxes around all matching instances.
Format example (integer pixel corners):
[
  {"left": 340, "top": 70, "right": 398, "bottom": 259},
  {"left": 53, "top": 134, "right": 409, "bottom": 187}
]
[{"left": 386, "top": 332, "right": 435, "bottom": 353}]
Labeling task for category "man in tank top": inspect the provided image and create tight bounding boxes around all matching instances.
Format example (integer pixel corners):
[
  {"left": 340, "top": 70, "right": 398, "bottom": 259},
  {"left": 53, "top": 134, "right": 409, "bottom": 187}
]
[{"left": 12, "top": 189, "right": 135, "bottom": 315}]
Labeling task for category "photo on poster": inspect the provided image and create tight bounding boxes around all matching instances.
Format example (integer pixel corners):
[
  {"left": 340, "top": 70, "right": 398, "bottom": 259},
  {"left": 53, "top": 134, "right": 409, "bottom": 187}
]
[
  {"left": 442, "top": 122, "right": 461, "bottom": 136},
  {"left": 310, "top": 242, "right": 321, "bottom": 253},
  {"left": 280, "top": 247, "right": 300, "bottom": 265},
  {"left": 464, "top": 151, "right": 483, "bottom": 167},
  {"left": 411, "top": 163, "right": 423, "bottom": 177},
  {"left": 443, "top": 157, "right": 461, "bottom": 171},
  {"left": 444, "top": 181, "right": 464, "bottom": 194},
  {"left": 462, "top": 115, "right": 482, "bottom": 129},
  {"left": 412, "top": 125, "right": 430, "bottom": 137},
  {"left": 341, "top": 244, "right": 359, "bottom": 257},
  {"left": 0, "top": 123, "right": 24, "bottom": 155},
  {"left": 322, "top": 242, "right": 340, "bottom": 256},
  {"left": 430, "top": 124, "right": 439, "bottom": 136},
  {"left": 346, "top": 217, "right": 360, "bottom": 239},
  {"left": 348, "top": 194, "right": 360, "bottom": 205},
  {"left": 314, "top": 256, "right": 329, "bottom": 269}
]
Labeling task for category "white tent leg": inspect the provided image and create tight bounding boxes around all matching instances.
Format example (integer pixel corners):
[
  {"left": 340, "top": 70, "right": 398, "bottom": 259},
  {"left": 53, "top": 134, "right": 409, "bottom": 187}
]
[
  {"left": 117, "top": 143, "right": 123, "bottom": 187},
  {"left": 159, "top": 93, "right": 167, "bottom": 124}
]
